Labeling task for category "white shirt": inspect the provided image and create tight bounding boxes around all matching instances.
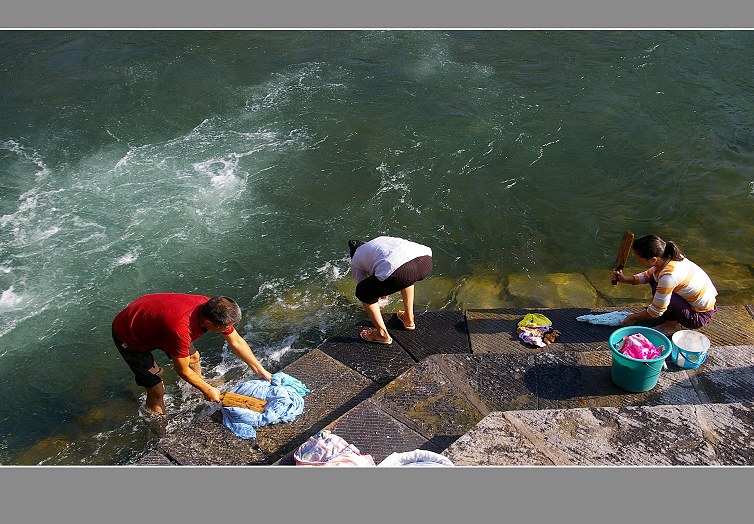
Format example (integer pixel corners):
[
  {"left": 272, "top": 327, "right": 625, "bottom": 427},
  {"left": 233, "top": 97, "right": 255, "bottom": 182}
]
[{"left": 350, "top": 236, "right": 432, "bottom": 283}]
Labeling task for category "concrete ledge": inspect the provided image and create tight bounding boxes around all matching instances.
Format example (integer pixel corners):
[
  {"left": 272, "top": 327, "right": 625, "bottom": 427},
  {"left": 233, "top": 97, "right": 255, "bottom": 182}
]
[{"left": 443, "top": 403, "right": 754, "bottom": 466}]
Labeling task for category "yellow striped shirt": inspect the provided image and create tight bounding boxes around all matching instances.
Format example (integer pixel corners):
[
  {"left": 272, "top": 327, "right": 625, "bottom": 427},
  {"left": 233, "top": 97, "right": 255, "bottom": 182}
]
[{"left": 631, "top": 258, "right": 717, "bottom": 317}]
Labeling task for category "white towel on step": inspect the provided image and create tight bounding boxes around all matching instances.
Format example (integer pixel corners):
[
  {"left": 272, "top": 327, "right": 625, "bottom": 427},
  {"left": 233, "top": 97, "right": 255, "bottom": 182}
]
[{"left": 576, "top": 311, "right": 633, "bottom": 326}]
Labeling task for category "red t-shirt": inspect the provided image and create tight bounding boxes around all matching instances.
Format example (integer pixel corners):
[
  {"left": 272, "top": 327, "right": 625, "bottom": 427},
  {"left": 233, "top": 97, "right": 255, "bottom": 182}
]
[{"left": 112, "top": 293, "right": 233, "bottom": 358}]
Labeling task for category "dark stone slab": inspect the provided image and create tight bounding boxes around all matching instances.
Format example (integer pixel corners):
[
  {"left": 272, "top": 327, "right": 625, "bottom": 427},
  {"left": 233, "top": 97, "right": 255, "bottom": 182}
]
[
  {"left": 520, "top": 353, "right": 593, "bottom": 410},
  {"left": 317, "top": 320, "right": 416, "bottom": 386},
  {"left": 576, "top": 350, "right": 701, "bottom": 408},
  {"left": 466, "top": 307, "right": 630, "bottom": 355},
  {"left": 135, "top": 450, "right": 176, "bottom": 466},
  {"left": 252, "top": 350, "right": 379, "bottom": 462},
  {"left": 325, "top": 399, "right": 435, "bottom": 464},
  {"left": 465, "top": 307, "right": 532, "bottom": 355},
  {"left": 157, "top": 349, "right": 378, "bottom": 465},
  {"left": 440, "top": 352, "right": 539, "bottom": 412},
  {"left": 158, "top": 414, "right": 269, "bottom": 465},
  {"left": 385, "top": 310, "right": 471, "bottom": 361},
  {"left": 274, "top": 398, "right": 437, "bottom": 466},
  {"left": 437, "top": 349, "right": 702, "bottom": 415},
  {"left": 370, "top": 355, "right": 485, "bottom": 446},
  {"left": 467, "top": 306, "right": 754, "bottom": 356}
]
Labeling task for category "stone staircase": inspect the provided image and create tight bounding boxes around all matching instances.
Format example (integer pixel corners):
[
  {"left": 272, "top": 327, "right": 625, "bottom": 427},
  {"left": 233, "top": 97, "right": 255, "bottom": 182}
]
[{"left": 138, "top": 305, "right": 754, "bottom": 466}]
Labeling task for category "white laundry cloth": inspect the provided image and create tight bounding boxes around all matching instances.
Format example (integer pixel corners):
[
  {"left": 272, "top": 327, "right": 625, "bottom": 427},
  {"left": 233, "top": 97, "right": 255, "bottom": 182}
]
[
  {"left": 377, "top": 449, "right": 455, "bottom": 467},
  {"left": 575, "top": 311, "right": 633, "bottom": 326}
]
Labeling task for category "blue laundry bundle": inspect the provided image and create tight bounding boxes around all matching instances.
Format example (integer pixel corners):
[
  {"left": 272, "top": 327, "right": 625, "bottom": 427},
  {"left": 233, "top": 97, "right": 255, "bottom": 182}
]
[{"left": 221, "top": 372, "right": 310, "bottom": 439}]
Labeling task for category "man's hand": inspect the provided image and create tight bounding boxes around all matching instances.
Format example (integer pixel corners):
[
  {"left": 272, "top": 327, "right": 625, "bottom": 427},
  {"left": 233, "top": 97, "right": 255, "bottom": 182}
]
[
  {"left": 255, "top": 367, "right": 272, "bottom": 382},
  {"left": 172, "top": 355, "right": 223, "bottom": 402},
  {"left": 202, "top": 385, "right": 222, "bottom": 403}
]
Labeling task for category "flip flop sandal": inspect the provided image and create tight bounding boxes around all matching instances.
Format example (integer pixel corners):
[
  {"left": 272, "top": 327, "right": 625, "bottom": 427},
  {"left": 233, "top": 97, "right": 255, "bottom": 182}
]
[
  {"left": 397, "top": 311, "right": 416, "bottom": 330},
  {"left": 360, "top": 329, "right": 393, "bottom": 345}
]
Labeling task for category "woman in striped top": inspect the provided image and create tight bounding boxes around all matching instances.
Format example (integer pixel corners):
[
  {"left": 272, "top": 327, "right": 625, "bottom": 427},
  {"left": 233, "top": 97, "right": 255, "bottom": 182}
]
[{"left": 612, "top": 234, "right": 718, "bottom": 336}]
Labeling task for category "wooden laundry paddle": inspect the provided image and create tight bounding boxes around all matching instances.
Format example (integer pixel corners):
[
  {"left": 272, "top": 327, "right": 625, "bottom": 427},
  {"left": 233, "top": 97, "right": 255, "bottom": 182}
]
[
  {"left": 219, "top": 392, "right": 267, "bottom": 412},
  {"left": 611, "top": 230, "right": 635, "bottom": 285}
]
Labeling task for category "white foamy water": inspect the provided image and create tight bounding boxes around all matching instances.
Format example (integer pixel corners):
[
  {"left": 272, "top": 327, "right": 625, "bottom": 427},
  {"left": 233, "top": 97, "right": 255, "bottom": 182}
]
[
  {"left": 114, "top": 251, "right": 139, "bottom": 266},
  {"left": 0, "top": 287, "right": 23, "bottom": 309}
]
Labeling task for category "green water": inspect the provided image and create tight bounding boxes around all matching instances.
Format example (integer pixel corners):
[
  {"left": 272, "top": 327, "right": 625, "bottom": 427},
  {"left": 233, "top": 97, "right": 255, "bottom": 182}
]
[{"left": 1, "top": 30, "right": 753, "bottom": 464}]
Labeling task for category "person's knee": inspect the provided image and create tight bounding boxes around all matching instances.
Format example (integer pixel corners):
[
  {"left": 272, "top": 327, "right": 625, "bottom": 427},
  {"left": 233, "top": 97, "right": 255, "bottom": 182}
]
[{"left": 146, "top": 382, "right": 164, "bottom": 395}]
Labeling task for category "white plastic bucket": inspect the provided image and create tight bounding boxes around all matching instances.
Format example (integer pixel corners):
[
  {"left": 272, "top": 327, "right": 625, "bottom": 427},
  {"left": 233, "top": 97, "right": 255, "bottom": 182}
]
[{"left": 671, "top": 330, "right": 710, "bottom": 369}]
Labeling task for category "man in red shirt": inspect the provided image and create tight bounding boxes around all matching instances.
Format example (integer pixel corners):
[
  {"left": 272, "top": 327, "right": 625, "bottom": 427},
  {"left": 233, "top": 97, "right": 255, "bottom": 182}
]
[{"left": 112, "top": 293, "right": 272, "bottom": 415}]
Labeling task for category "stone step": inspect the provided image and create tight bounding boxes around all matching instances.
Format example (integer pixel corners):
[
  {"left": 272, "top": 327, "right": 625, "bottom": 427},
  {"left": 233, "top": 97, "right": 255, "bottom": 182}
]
[
  {"left": 139, "top": 305, "right": 754, "bottom": 466},
  {"left": 443, "top": 403, "right": 754, "bottom": 466}
]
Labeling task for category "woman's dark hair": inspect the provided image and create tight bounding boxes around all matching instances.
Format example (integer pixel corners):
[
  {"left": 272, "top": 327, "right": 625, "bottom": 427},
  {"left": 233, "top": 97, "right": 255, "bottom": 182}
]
[
  {"left": 201, "top": 296, "right": 242, "bottom": 325},
  {"left": 632, "top": 234, "right": 684, "bottom": 261},
  {"left": 348, "top": 239, "right": 366, "bottom": 258}
]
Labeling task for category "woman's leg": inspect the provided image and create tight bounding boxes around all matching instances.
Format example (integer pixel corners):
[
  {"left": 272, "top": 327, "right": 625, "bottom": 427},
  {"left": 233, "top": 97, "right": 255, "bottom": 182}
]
[
  {"left": 398, "top": 285, "right": 416, "bottom": 329},
  {"left": 649, "top": 276, "right": 708, "bottom": 332},
  {"left": 392, "top": 255, "right": 431, "bottom": 330},
  {"left": 360, "top": 301, "right": 392, "bottom": 343}
]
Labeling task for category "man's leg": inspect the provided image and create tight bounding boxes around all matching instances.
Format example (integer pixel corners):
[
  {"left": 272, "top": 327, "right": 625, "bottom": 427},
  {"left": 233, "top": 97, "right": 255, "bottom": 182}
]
[
  {"left": 145, "top": 382, "right": 166, "bottom": 415},
  {"left": 113, "top": 328, "right": 167, "bottom": 414}
]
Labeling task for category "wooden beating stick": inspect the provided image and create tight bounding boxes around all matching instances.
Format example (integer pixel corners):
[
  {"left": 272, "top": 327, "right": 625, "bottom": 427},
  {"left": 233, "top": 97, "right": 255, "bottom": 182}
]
[
  {"left": 611, "top": 230, "right": 635, "bottom": 285},
  {"left": 219, "top": 392, "right": 268, "bottom": 412}
]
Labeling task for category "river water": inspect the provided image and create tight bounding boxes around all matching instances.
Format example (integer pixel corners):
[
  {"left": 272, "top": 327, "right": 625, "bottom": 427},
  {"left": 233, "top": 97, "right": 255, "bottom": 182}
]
[{"left": 1, "top": 30, "right": 753, "bottom": 465}]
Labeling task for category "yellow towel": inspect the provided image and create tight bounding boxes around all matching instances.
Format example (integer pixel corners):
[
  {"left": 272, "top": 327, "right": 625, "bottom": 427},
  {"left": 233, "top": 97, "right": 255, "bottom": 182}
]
[{"left": 517, "top": 313, "right": 552, "bottom": 328}]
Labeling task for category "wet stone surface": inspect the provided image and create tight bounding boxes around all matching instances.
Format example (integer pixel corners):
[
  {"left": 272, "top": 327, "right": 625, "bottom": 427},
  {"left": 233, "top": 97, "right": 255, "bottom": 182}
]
[
  {"left": 443, "top": 404, "right": 754, "bottom": 466},
  {"left": 140, "top": 305, "right": 754, "bottom": 466}
]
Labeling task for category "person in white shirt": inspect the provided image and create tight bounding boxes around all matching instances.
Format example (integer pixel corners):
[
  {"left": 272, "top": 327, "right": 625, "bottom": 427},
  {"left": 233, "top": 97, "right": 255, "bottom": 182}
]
[{"left": 349, "top": 236, "right": 433, "bottom": 345}]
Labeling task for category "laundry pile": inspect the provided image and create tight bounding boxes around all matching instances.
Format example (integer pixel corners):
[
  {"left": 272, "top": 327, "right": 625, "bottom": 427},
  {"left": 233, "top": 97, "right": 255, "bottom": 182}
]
[
  {"left": 378, "top": 449, "right": 455, "bottom": 467},
  {"left": 293, "top": 429, "right": 454, "bottom": 467},
  {"left": 517, "top": 313, "right": 560, "bottom": 348},
  {"left": 614, "top": 333, "right": 664, "bottom": 360},
  {"left": 293, "top": 429, "right": 376, "bottom": 466},
  {"left": 220, "top": 372, "right": 310, "bottom": 439}
]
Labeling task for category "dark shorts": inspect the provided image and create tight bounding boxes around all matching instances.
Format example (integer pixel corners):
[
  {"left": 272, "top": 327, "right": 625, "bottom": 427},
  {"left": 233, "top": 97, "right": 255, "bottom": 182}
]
[
  {"left": 643, "top": 277, "right": 717, "bottom": 330},
  {"left": 112, "top": 325, "right": 197, "bottom": 388},
  {"left": 356, "top": 255, "right": 433, "bottom": 305}
]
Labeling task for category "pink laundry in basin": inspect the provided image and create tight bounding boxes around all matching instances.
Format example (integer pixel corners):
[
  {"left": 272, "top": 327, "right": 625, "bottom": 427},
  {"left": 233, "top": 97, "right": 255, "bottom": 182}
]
[{"left": 615, "top": 333, "right": 664, "bottom": 360}]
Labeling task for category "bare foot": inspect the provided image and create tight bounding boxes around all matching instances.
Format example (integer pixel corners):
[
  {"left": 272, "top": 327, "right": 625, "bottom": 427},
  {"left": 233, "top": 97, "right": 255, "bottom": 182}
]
[
  {"left": 144, "top": 402, "right": 165, "bottom": 415},
  {"left": 657, "top": 321, "right": 681, "bottom": 337}
]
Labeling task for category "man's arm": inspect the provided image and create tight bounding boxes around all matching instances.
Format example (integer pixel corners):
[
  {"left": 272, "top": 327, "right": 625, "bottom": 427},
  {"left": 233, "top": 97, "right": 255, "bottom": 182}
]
[
  {"left": 223, "top": 329, "right": 272, "bottom": 382},
  {"left": 171, "top": 355, "right": 221, "bottom": 402}
]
